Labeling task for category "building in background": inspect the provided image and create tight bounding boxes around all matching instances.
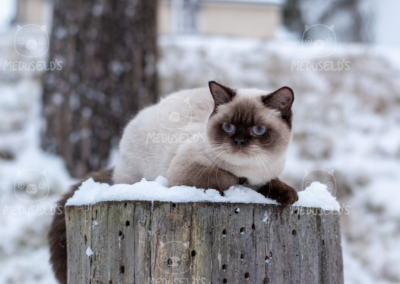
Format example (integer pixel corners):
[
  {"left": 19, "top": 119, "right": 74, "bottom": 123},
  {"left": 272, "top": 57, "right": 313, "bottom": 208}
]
[
  {"left": 13, "top": 0, "right": 52, "bottom": 26},
  {"left": 13, "top": 0, "right": 283, "bottom": 39},
  {"left": 159, "top": 0, "right": 283, "bottom": 38}
]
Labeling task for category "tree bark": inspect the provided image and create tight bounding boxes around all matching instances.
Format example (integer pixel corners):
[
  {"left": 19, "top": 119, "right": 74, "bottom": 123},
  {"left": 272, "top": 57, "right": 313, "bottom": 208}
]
[
  {"left": 66, "top": 201, "right": 344, "bottom": 284},
  {"left": 42, "top": 0, "right": 158, "bottom": 178}
]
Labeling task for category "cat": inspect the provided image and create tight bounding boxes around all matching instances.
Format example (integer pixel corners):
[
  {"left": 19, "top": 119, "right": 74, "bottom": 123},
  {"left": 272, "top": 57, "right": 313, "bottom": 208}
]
[
  {"left": 114, "top": 81, "right": 297, "bottom": 201},
  {"left": 48, "top": 82, "right": 298, "bottom": 284}
]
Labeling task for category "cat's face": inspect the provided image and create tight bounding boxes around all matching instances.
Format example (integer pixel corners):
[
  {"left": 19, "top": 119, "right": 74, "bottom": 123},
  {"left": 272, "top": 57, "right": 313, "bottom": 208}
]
[{"left": 206, "top": 82, "right": 293, "bottom": 165}]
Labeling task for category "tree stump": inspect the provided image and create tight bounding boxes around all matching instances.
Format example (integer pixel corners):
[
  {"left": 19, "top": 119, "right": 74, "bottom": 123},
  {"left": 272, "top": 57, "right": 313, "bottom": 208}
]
[{"left": 65, "top": 201, "right": 344, "bottom": 284}]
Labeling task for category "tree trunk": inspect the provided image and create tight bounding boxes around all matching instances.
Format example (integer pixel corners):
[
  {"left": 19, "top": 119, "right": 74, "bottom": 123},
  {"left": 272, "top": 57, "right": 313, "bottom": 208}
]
[
  {"left": 66, "top": 201, "right": 344, "bottom": 284},
  {"left": 42, "top": 0, "right": 158, "bottom": 178}
]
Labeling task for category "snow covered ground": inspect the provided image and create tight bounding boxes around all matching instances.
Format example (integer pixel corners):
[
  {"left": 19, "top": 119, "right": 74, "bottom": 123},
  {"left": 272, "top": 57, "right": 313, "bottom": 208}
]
[{"left": 0, "top": 32, "right": 399, "bottom": 283}]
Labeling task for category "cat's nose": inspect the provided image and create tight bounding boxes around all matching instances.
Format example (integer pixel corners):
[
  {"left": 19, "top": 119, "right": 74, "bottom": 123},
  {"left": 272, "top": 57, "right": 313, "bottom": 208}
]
[{"left": 234, "top": 138, "right": 246, "bottom": 146}]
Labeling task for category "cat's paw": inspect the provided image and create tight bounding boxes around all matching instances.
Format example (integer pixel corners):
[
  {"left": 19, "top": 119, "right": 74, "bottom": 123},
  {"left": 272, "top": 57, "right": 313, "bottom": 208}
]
[
  {"left": 274, "top": 185, "right": 299, "bottom": 207},
  {"left": 258, "top": 179, "right": 298, "bottom": 207}
]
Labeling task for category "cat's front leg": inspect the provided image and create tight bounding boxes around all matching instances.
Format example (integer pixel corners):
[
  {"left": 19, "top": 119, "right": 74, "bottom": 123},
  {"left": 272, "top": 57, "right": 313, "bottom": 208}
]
[
  {"left": 168, "top": 162, "right": 239, "bottom": 195},
  {"left": 258, "top": 178, "right": 298, "bottom": 206}
]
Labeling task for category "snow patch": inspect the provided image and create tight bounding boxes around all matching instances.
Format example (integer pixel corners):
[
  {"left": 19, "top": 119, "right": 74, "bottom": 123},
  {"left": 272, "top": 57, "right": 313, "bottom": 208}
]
[
  {"left": 66, "top": 177, "right": 339, "bottom": 211},
  {"left": 91, "top": 220, "right": 98, "bottom": 228},
  {"left": 86, "top": 247, "right": 93, "bottom": 257}
]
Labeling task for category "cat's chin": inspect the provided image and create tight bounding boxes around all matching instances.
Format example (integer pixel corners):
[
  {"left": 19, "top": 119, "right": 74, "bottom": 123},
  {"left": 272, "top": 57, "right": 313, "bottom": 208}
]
[{"left": 225, "top": 150, "right": 255, "bottom": 165}]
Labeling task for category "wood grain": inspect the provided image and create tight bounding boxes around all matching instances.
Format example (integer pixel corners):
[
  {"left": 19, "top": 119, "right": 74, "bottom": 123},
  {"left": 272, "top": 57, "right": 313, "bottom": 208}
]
[{"left": 66, "top": 201, "right": 344, "bottom": 284}]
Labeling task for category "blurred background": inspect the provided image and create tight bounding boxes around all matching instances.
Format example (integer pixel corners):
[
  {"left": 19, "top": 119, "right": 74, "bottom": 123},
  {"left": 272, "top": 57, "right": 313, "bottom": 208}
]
[{"left": 0, "top": 0, "right": 399, "bottom": 283}]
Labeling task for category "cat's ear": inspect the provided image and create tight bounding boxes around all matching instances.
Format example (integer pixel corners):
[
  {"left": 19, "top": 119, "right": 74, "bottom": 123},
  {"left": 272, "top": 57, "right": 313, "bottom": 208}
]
[
  {"left": 208, "top": 81, "right": 235, "bottom": 110},
  {"left": 305, "top": 25, "right": 310, "bottom": 31},
  {"left": 262, "top": 87, "right": 294, "bottom": 117}
]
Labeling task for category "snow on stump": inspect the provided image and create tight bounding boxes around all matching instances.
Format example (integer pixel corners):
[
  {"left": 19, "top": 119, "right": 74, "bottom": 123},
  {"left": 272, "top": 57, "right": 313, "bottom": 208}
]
[{"left": 65, "top": 200, "right": 344, "bottom": 283}]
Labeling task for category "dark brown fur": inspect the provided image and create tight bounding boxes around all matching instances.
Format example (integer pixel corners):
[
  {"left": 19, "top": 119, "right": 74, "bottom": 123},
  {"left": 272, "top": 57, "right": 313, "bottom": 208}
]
[
  {"left": 208, "top": 81, "right": 236, "bottom": 113},
  {"left": 258, "top": 178, "right": 299, "bottom": 206},
  {"left": 48, "top": 169, "right": 113, "bottom": 284},
  {"left": 209, "top": 99, "right": 282, "bottom": 153},
  {"left": 262, "top": 87, "right": 294, "bottom": 129}
]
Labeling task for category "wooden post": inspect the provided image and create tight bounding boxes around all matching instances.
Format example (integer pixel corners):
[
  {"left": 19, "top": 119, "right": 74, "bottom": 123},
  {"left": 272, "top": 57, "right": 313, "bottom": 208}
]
[{"left": 66, "top": 201, "right": 344, "bottom": 284}]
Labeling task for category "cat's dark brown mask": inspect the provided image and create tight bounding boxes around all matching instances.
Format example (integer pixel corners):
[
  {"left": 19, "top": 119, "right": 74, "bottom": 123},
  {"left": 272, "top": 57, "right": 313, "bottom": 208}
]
[{"left": 206, "top": 81, "right": 294, "bottom": 163}]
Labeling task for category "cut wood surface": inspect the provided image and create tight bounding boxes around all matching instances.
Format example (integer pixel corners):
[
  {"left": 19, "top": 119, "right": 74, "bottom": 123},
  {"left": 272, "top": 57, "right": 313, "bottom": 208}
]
[{"left": 66, "top": 201, "right": 344, "bottom": 284}]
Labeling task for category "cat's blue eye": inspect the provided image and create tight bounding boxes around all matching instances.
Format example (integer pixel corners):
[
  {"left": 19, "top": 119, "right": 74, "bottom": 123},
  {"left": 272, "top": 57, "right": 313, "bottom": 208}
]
[
  {"left": 253, "top": 125, "right": 266, "bottom": 135},
  {"left": 222, "top": 123, "right": 235, "bottom": 133}
]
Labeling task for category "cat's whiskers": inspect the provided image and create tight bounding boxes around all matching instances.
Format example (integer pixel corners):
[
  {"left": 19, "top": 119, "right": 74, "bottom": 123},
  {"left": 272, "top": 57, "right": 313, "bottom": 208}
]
[
  {"left": 191, "top": 150, "right": 227, "bottom": 188},
  {"left": 255, "top": 153, "right": 273, "bottom": 198},
  {"left": 258, "top": 154, "right": 282, "bottom": 178},
  {"left": 214, "top": 152, "right": 229, "bottom": 191}
]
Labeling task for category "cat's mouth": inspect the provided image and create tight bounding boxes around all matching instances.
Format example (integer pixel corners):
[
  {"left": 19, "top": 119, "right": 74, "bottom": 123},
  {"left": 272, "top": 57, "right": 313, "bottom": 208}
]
[{"left": 231, "top": 145, "right": 249, "bottom": 155}]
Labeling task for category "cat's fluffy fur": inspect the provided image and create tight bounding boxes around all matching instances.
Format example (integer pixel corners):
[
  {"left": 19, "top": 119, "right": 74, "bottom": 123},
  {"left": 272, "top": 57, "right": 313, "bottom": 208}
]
[{"left": 113, "top": 82, "right": 294, "bottom": 191}]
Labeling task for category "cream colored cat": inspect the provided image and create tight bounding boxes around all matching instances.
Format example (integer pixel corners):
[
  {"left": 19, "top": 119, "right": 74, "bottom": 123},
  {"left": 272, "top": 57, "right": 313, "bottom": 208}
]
[{"left": 113, "top": 81, "right": 296, "bottom": 199}]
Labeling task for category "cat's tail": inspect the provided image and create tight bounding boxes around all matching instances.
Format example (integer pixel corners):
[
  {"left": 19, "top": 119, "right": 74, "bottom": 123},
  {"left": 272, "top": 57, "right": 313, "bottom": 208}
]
[{"left": 48, "top": 168, "right": 113, "bottom": 284}]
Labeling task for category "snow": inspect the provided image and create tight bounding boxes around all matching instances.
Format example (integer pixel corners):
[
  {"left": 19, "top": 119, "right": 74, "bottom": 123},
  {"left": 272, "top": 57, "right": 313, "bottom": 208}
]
[
  {"left": 66, "top": 176, "right": 340, "bottom": 211},
  {"left": 296, "top": 182, "right": 340, "bottom": 211},
  {"left": 86, "top": 247, "right": 93, "bottom": 257},
  {"left": 262, "top": 211, "right": 269, "bottom": 222}
]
